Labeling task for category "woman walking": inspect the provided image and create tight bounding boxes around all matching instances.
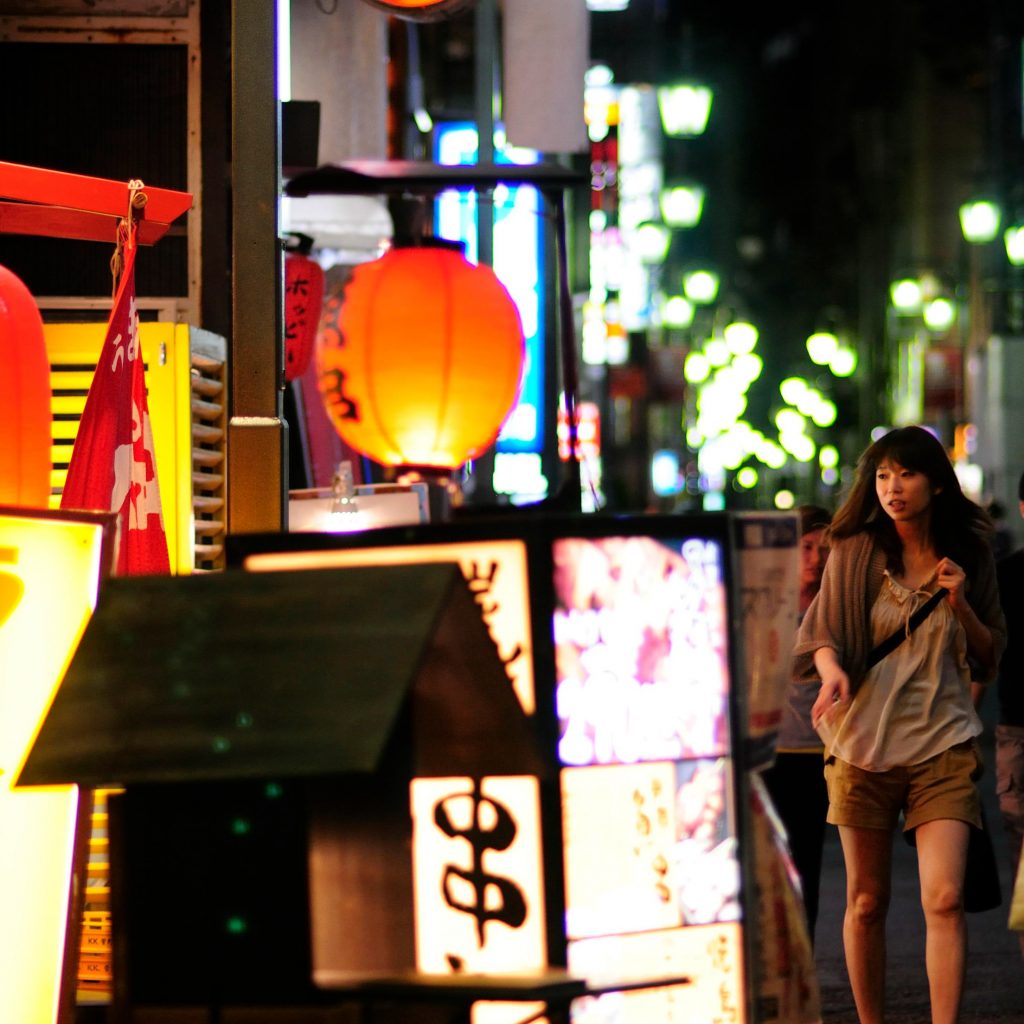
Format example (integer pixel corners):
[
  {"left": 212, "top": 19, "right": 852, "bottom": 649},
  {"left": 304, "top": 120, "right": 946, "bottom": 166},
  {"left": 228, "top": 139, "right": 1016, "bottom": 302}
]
[{"left": 793, "top": 425, "right": 1006, "bottom": 1024}]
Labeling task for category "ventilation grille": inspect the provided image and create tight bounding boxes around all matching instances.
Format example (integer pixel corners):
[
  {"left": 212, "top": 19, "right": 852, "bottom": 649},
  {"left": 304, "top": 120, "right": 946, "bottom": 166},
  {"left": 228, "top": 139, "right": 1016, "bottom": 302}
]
[{"left": 189, "top": 331, "right": 227, "bottom": 572}]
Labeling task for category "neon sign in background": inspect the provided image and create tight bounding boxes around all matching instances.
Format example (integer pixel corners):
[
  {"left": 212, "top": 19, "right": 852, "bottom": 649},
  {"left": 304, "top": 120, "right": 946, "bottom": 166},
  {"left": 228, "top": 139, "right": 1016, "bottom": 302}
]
[{"left": 434, "top": 124, "right": 544, "bottom": 456}]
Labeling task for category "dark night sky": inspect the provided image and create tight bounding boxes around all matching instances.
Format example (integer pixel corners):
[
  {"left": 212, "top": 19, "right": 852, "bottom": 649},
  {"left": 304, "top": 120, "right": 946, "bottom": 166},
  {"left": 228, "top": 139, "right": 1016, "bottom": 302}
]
[
  {"left": 583, "top": 0, "right": 1024, "bottom": 449},
  {"left": 590, "top": 2, "right": 1006, "bottom": 376}
]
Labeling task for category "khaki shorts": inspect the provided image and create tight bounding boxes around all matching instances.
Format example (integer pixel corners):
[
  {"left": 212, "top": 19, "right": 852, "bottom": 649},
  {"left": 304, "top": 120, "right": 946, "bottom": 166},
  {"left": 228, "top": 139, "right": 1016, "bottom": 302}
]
[{"left": 824, "top": 739, "right": 982, "bottom": 832}]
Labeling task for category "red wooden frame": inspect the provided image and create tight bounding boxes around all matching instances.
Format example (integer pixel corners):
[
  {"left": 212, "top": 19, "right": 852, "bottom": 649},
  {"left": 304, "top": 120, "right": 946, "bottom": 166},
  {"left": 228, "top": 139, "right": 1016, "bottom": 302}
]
[{"left": 0, "top": 160, "right": 192, "bottom": 245}]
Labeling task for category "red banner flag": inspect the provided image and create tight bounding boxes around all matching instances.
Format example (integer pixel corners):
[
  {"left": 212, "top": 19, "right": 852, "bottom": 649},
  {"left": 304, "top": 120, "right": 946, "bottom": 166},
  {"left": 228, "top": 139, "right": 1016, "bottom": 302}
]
[{"left": 60, "top": 239, "right": 170, "bottom": 575}]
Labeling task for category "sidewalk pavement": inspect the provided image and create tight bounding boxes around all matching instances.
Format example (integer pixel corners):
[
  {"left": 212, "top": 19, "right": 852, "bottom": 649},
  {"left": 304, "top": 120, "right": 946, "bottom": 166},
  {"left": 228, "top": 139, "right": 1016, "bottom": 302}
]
[{"left": 812, "top": 726, "right": 1024, "bottom": 1023}]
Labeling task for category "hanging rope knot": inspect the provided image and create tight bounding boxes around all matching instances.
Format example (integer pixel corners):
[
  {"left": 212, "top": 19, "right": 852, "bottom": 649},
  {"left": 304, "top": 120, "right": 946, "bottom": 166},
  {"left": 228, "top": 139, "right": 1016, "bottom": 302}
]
[
  {"left": 128, "top": 178, "right": 148, "bottom": 213},
  {"left": 110, "top": 179, "right": 147, "bottom": 298}
]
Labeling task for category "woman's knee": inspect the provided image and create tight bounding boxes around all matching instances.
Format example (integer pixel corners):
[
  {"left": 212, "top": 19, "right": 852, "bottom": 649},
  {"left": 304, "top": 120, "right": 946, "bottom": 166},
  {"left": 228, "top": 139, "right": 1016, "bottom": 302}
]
[
  {"left": 922, "top": 883, "right": 963, "bottom": 918},
  {"left": 847, "top": 887, "right": 889, "bottom": 924}
]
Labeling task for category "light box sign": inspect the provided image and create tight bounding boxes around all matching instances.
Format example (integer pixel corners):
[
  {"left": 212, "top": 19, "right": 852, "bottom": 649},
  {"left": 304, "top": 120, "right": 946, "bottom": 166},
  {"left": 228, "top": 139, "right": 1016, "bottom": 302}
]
[
  {"left": 561, "top": 759, "right": 739, "bottom": 943},
  {"left": 410, "top": 775, "right": 546, "bottom": 974},
  {"left": 552, "top": 535, "right": 730, "bottom": 766},
  {"left": 434, "top": 123, "right": 544, "bottom": 455},
  {"left": 245, "top": 539, "right": 535, "bottom": 714},
  {"left": 734, "top": 514, "right": 800, "bottom": 769},
  {"left": 0, "top": 510, "right": 108, "bottom": 1024},
  {"left": 568, "top": 922, "right": 745, "bottom": 1024}
]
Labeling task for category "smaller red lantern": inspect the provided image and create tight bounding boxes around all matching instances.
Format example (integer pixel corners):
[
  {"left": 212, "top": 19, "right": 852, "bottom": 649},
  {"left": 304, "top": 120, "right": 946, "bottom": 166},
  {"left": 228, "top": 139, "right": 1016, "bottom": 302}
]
[
  {"left": 318, "top": 244, "right": 524, "bottom": 472},
  {"left": 0, "top": 264, "right": 51, "bottom": 508},
  {"left": 284, "top": 242, "right": 325, "bottom": 382}
]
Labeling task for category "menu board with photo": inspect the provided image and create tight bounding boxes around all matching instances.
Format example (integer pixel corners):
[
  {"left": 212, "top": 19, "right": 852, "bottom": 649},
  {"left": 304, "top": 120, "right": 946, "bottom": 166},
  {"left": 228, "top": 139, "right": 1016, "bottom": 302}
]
[
  {"left": 552, "top": 535, "right": 731, "bottom": 766},
  {"left": 551, "top": 531, "right": 746, "bottom": 1023}
]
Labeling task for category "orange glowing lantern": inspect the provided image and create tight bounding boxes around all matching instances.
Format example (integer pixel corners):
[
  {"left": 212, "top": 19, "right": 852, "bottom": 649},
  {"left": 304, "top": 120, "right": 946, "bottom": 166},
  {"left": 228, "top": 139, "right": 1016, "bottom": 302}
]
[
  {"left": 317, "top": 245, "right": 524, "bottom": 471},
  {"left": 358, "top": 0, "right": 477, "bottom": 20},
  {"left": 0, "top": 265, "right": 51, "bottom": 508}
]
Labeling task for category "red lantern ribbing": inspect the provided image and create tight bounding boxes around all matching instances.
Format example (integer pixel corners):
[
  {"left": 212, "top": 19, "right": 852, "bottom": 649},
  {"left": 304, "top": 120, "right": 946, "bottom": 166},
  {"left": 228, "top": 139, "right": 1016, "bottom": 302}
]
[
  {"left": 317, "top": 245, "right": 524, "bottom": 472},
  {"left": 0, "top": 264, "right": 51, "bottom": 508}
]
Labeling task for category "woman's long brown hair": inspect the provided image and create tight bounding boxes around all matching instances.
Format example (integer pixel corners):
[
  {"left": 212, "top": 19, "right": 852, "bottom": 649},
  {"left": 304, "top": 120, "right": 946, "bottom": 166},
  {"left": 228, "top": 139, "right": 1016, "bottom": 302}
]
[{"left": 829, "top": 425, "right": 991, "bottom": 575}]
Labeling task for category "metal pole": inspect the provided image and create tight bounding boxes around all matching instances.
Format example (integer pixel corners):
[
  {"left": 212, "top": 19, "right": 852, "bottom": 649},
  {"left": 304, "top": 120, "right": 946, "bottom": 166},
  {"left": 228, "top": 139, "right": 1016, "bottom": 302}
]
[
  {"left": 471, "top": 0, "right": 497, "bottom": 502},
  {"left": 474, "top": 0, "right": 496, "bottom": 266},
  {"left": 228, "top": 0, "right": 287, "bottom": 535},
  {"left": 553, "top": 191, "right": 582, "bottom": 510}
]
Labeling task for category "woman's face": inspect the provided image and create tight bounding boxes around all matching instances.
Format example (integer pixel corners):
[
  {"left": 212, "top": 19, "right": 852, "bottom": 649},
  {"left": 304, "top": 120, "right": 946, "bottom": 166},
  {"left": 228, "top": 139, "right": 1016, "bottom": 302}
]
[
  {"left": 875, "top": 458, "right": 936, "bottom": 524},
  {"left": 800, "top": 528, "right": 829, "bottom": 591}
]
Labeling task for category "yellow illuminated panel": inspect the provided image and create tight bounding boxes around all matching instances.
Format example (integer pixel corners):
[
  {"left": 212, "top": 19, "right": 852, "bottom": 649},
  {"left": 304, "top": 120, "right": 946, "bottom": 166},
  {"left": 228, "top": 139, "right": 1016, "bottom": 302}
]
[
  {"left": 0, "top": 512, "right": 106, "bottom": 1023},
  {"left": 44, "top": 322, "right": 194, "bottom": 574},
  {"left": 568, "top": 922, "right": 745, "bottom": 1024},
  {"left": 562, "top": 760, "right": 740, "bottom": 942},
  {"left": 245, "top": 540, "right": 535, "bottom": 713},
  {"left": 562, "top": 762, "right": 681, "bottom": 939}
]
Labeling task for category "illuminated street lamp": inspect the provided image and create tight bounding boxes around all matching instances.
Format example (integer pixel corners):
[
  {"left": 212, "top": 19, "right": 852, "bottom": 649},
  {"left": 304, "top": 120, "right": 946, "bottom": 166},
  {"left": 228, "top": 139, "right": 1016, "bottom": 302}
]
[
  {"left": 1004, "top": 225, "right": 1024, "bottom": 266},
  {"left": 779, "top": 376, "right": 809, "bottom": 405},
  {"left": 682, "top": 268, "right": 719, "bottom": 304},
  {"left": 634, "top": 221, "right": 672, "bottom": 263},
  {"left": 829, "top": 346, "right": 858, "bottom": 377},
  {"left": 890, "top": 278, "right": 923, "bottom": 313},
  {"left": 806, "top": 331, "right": 839, "bottom": 365},
  {"left": 923, "top": 296, "right": 956, "bottom": 332},
  {"left": 661, "top": 294, "right": 695, "bottom": 328},
  {"left": 660, "top": 182, "right": 705, "bottom": 227},
  {"left": 657, "top": 83, "right": 713, "bottom": 137},
  {"left": 723, "top": 320, "right": 758, "bottom": 354},
  {"left": 683, "top": 350, "right": 711, "bottom": 383},
  {"left": 959, "top": 199, "right": 1002, "bottom": 244}
]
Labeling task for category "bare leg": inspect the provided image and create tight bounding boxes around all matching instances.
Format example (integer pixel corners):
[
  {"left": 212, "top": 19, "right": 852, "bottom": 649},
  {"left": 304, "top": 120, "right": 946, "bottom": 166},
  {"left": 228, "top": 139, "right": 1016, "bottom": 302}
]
[
  {"left": 838, "top": 825, "right": 892, "bottom": 1024},
  {"left": 915, "top": 818, "right": 969, "bottom": 1024}
]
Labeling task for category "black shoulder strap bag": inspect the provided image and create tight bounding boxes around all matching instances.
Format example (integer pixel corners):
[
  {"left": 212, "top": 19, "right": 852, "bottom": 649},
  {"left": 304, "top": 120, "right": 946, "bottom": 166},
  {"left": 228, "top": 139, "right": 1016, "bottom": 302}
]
[
  {"left": 865, "top": 585, "right": 946, "bottom": 667},
  {"left": 873, "top": 585, "right": 1003, "bottom": 914}
]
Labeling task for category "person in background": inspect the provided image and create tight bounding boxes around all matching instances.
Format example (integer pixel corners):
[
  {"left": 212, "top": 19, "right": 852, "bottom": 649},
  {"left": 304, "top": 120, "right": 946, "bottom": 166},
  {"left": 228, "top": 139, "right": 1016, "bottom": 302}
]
[
  {"left": 995, "top": 471, "right": 1024, "bottom": 958},
  {"left": 987, "top": 499, "right": 1014, "bottom": 562},
  {"left": 764, "top": 504, "right": 832, "bottom": 944},
  {"left": 793, "top": 425, "right": 1005, "bottom": 1024}
]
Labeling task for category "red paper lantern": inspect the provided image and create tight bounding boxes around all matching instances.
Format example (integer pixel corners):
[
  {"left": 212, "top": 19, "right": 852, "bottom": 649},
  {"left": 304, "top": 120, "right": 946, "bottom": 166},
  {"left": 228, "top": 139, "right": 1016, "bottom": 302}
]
[
  {"left": 317, "top": 245, "right": 524, "bottom": 471},
  {"left": 358, "top": 0, "right": 476, "bottom": 21},
  {"left": 284, "top": 250, "right": 325, "bottom": 382},
  {"left": 0, "top": 264, "right": 51, "bottom": 508}
]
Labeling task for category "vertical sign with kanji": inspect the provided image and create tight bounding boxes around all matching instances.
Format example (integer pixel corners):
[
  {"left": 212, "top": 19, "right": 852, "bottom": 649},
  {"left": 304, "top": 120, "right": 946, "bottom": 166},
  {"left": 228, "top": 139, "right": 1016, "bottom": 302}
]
[{"left": 411, "top": 775, "right": 546, "bottom": 1024}]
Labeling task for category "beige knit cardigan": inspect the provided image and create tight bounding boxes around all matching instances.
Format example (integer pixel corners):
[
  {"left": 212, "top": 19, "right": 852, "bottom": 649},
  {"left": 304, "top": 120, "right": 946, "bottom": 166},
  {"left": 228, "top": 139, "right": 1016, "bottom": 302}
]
[{"left": 792, "top": 530, "right": 1007, "bottom": 691}]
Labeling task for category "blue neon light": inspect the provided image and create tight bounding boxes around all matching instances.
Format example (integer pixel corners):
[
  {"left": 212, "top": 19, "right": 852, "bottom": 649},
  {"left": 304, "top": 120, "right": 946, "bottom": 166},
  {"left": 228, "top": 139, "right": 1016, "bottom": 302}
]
[{"left": 434, "top": 123, "right": 544, "bottom": 454}]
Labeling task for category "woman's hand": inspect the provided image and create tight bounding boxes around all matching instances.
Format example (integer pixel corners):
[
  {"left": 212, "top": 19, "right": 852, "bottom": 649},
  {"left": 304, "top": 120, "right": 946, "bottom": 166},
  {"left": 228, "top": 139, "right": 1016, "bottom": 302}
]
[
  {"left": 936, "top": 557, "right": 966, "bottom": 609},
  {"left": 936, "top": 555, "right": 998, "bottom": 678},
  {"left": 811, "top": 648, "right": 850, "bottom": 728}
]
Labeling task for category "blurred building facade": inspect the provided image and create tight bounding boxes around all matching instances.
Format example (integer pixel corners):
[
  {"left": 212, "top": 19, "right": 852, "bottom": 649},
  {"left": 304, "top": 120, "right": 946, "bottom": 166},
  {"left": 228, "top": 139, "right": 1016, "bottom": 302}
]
[{"left": 1, "top": 0, "right": 1023, "bottom": 530}]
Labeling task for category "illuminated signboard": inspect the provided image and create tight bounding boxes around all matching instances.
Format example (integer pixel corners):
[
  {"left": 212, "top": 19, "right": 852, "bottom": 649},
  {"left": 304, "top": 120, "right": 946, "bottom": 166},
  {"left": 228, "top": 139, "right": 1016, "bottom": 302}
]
[
  {"left": 0, "top": 510, "right": 108, "bottom": 1023},
  {"left": 552, "top": 532, "right": 744, "bottom": 1023},
  {"left": 245, "top": 539, "right": 535, "bottom": 714},
  {"left": 568, "top": 922, "right": 745, "bottom": 1023},
  {"left": 236, "top": 515, "right": 750, "bottom": 1023},
  {"left": 410, "top": 775, "right": 546, "bottom": 975},
  {"left": 434, "top": 123, "right": 544, "bottom": 456},
  {"left": 561, "top": 759, "right": 739, "bottom": 942},
  {"left": 552, "top": 535, "right": 730, "bottom": 766}
]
